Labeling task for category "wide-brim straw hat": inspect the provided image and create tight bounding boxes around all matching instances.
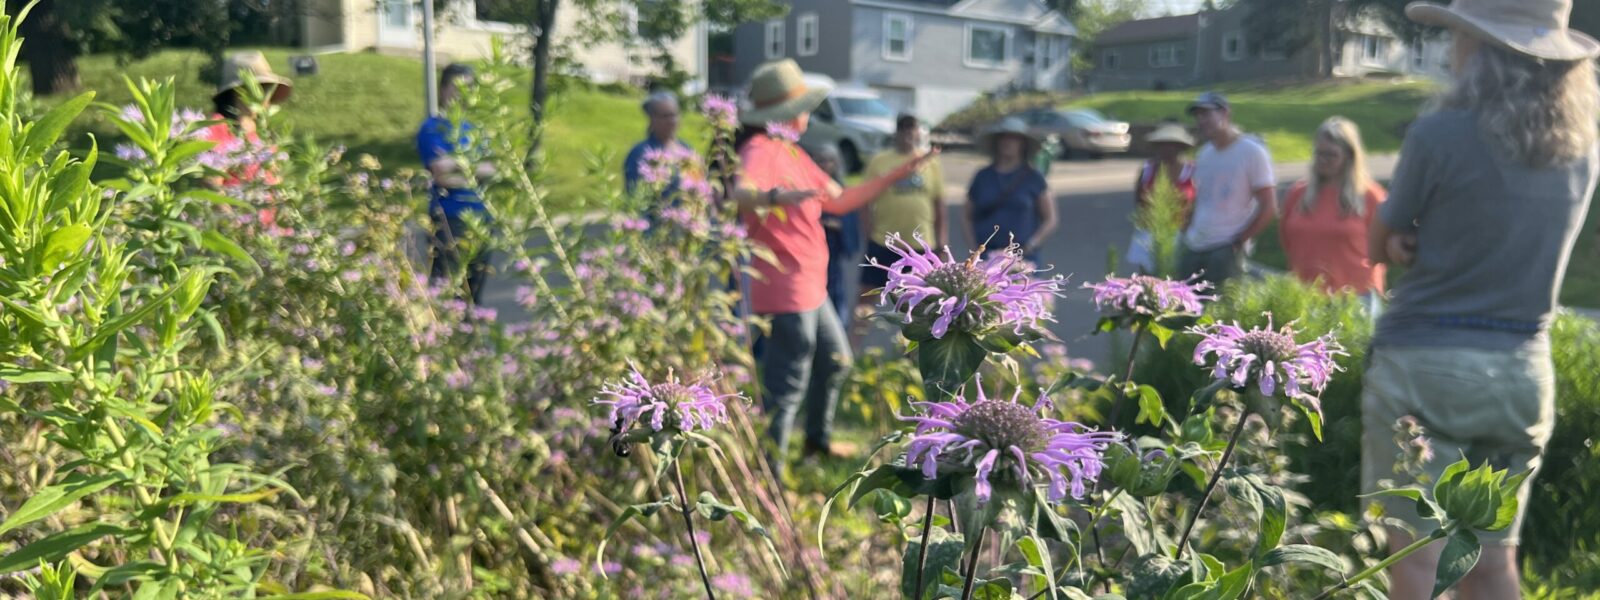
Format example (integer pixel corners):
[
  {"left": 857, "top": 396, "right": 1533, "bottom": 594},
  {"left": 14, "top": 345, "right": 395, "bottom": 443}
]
[
  {"left": 214, "top": 50, "right": 293, "bottom": 103},
  {"left": 1146, "top": 123, "right": 1196, "bottom": 147},
  {"left": 981, "top": 117, "right": 1041, "bottom": 157},
  {"left": 740, "top": 59, "right": 831, "bottom": 125},
  {"left": 1406, "top": 0, "right": 1600, "bottom": 61}
]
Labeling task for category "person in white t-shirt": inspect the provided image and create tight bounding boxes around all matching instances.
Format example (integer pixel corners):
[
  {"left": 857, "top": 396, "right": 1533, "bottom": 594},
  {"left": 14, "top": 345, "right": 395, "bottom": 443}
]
[{"left": 1181, "top": 91, "right": 1277, "bottom": 286}]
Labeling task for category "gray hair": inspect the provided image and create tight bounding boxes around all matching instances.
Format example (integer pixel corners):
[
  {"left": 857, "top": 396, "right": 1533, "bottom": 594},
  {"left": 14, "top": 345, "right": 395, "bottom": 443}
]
[
  {"left": 642, "top": 92, "right": 679, "bottom": 116},
  {"left": 1432, "top": 45, "right": 1599, "bottom": 168}
]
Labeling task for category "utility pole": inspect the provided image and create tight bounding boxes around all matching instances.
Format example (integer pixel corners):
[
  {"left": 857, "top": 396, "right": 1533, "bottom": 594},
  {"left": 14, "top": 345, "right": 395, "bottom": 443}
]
[{"left": 423, "top": 0, "right": 439, "bottom": 117}]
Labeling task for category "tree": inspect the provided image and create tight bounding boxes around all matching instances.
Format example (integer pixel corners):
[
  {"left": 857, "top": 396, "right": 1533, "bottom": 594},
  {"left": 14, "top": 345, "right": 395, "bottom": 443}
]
[
  {"left": 1066, "top": 0, "right": 1146, "bottom": 80},
  {"left": 475, "top": 0, "right": 782, "bottom": 138},
  {"left": 1237, "top": 0, "right": 1433, "bottom": 79},
  {"left": 9, "top": 0, "right": 230, "bottom": 96}
]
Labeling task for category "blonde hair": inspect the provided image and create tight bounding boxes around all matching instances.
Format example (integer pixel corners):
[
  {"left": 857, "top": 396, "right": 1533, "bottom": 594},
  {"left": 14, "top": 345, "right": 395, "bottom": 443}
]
[
  {"left": 1432, "top": 44, "right": 1599, "bottom": 168},
  {"left": 1304, "top": 116, "right": 1371, "bottom": 216}
]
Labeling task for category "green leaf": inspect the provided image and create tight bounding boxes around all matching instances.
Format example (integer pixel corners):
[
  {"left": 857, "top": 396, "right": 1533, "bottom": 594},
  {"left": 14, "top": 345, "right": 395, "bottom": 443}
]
[
  {"left": 1018, "top": 535, "right": 1057, "bottom": 600},
  {"left": 38, "top": 224, "right": 92, "bottom": 274},
  {"left": 182, "top": 188, "right": 252, "bottom": 209},
  {"left": 917, "top": 332, "right": 988, "bottom": 399},
  {"left": 0, "top": 472, "right": 122, "bottom": 535},
  {"left": 902, "top": 527, "right": 964, "bottom": 600},
  {"left": 1433, "top": 529, "right": 1482, "bottom": 597},
  {"left": 23, "top": 92, "right": 93, "bottom": 161},
  {"left": 1252, "top": 482, "right": 1286, "bottom": 561},
  {"left": 201, "top": 231, "right": 261, "bottom": 274},
  {"left": 595, "top": 498, "right": 675, "bottom": 578},
  {"left": 0, "top": 523, "right": 132, "bottom": 573},
  {"left": 1489, "top": 471, "right": 1531, "bottom": 531},
  {"left": 1147, "top": 322, "right": 1176, "bottom": 349},
  {"left": 1135, "top": 385, "right": 1166, "bottom": 427},
  {"left": 0, "top": 367, "right": 74, "bottom": 384},
  {"left": 1259, "top": 545, "right": 1346, "bottom": 572},
  {"left": 168, "top": 487, "right": 283, "bottom": 506},
  {"left": 1209, "top": 563, "right": 1253, "bottom": 600},
  {"left": 1189, "top": 379, "right": 1228, "bottom": 416},
  {"left": 696, "top": 492, "right": 787, "bottom": 577},
  {"left": 89, "top": 561, "right": 164, "bottom": 591}
]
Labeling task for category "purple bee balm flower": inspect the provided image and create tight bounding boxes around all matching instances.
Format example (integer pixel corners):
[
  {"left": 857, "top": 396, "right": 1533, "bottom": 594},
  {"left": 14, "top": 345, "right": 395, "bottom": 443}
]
[
  {"left": 1085, "top": 274, "right": 1213, "bottom": 317},
  {"left": 764, "top": 122, "right": 801, "bottom": 145},
  {"left": 1190, "top": 316, "right": 1346, "bottom": 413},
  {"left": 712, "top": 573, "right": 756, "bottom": 598},
  {"left": 593, "top": 365, "right": 742, "bottom": 433},
  {"left": 903, "top": 376, "right": 1122, "bottom": 504},
  {"left": 680, "top": 176, "right": 715, "bottom": 203},
  {"left": 113, "top": 143, "right": 149, "bottom": 163},
  {"left": 866, "top": 232, "right": 1064, "bottom": 339},
  {"left": 703, "top": 94, "right": 739, "bottom": 129},
  {"left": 119, "top": 104, "right": 146, "bottom": 123}
]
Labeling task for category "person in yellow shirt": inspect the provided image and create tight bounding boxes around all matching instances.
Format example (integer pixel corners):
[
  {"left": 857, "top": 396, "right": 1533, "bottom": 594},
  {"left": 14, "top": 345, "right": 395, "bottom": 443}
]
[{"left": 853, "top": 114, "right": 946, "bottom": 348}]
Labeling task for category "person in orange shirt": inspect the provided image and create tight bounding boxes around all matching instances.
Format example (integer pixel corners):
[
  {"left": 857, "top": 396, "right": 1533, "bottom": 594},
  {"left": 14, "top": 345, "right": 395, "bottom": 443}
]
[{"left": 1279, "top": 116, "right": 1387, "bottom": 304}]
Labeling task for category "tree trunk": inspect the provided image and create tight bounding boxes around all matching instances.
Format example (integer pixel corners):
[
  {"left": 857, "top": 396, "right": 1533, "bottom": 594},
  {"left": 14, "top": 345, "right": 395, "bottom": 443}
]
[
  {"left": 530, "top": 0, "right": 558, "bottom": 127},
  {"left": 18, "top": 0, "right": 81, "bottom": 95}
]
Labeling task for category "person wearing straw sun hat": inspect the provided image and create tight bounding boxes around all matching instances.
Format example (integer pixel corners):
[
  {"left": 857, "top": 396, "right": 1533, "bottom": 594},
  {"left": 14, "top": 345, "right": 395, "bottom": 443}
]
[
  {"left": 965, "top": 117, "right": 1055, "bottom": 263},
  {"left": 727, "top": 58, "right": 937, "bottom": 474},
  {"left": 1361, "top": 1, "right": 1598, "bottom": 597},
  {"left": 198, "top": 51, "right": 293, "bottom": 230},
  {"left": 1124, "top": 122, "right": 1197, "bottom": 274}
]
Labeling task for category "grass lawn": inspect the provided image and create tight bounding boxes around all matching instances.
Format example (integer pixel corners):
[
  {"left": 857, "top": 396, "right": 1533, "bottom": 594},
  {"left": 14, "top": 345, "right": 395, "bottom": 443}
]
[
  {"left": 1066, "top": 80, "right": 1436, "bottom": 163},
  {"left": 49, "top": 48, "right": 704, "bottom": 210}
]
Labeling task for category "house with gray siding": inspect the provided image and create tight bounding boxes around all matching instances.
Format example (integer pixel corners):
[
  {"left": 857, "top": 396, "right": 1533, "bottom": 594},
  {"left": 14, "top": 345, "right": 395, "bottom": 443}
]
[
  {"left": 1087, "top": 4, "right": 1448, "bottom": 92},
  {"left": 732, "top": 0, "right": 1076, "bottom": 123}
]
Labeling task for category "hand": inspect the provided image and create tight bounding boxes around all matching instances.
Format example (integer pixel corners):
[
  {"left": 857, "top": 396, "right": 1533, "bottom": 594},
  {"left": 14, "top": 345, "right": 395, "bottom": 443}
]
[
  {"left": 771, "top": 188, "right": 816, "bottom": 206},
  {"left": 474, "top": 161, "right": 497, "bottom": 179},
  {"left": 1386, "top": 232, "right": 1418, "bottom": 266}
]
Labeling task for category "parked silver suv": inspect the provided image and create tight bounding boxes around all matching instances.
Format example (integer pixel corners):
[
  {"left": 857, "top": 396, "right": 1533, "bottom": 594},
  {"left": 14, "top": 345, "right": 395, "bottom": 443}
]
[{"left": 799, "top": 79, "right": 897, "bottom": 173}]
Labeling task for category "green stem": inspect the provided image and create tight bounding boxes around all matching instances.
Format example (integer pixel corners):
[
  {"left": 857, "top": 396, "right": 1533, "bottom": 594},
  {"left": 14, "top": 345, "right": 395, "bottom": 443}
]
[
  {"left": 960, "top": 524, "right": 989, "bottom": 600},
  {"left": 1311, "top": 529, "right": 1449, "bottom": 600},
  {"left": 1174, "top": 407, "right": 1249, "bottom": 560},
  {"left": 671, "top": 458, "right": 717, "bottom": 600},
  {"left": 1106, "top": 327, "right": 1146, "bottom": 427},
  {"left": 913, "top": 495, "right": 936, "bottom": 600}
]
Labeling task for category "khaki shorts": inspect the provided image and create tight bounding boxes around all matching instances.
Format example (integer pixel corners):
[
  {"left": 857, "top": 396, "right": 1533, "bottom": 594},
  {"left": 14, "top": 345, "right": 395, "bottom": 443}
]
[{"left": 1360, "top": 345, "right": 1555, "bottom": 545}]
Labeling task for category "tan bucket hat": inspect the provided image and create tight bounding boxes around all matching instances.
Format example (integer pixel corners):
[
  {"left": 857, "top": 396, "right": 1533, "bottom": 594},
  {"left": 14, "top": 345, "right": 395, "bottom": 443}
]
[
  {"left": 1146, "top": 123, "right": 1196, "bottom": 147},
  {"left": 1406, "top": 0, "right": 1600, "bottom": 61},
  {"left": 980, "top": 117, "right": 1042, "bottom": 158},
  {"left": 741, "top": 59, "right": 831, "bottom": 125},
  {"left": 215, "top": 51, "right": 293, "bottom": 103}
]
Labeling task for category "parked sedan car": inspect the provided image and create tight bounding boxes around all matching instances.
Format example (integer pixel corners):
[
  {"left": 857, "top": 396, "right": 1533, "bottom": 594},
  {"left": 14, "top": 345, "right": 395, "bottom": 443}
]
[
  {"left": 799, "top": 81, "right": 898, "bottom": 173},
  {"left": 1016, "top": 108, "right": 1131, "bottom": 159}
]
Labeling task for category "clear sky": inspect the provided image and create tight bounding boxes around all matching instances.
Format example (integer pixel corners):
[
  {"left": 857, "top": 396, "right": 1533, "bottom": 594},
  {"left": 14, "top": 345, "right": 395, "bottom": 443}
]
[{"left": 1143, "top": 0, "right": 1206, "bottom": 17}]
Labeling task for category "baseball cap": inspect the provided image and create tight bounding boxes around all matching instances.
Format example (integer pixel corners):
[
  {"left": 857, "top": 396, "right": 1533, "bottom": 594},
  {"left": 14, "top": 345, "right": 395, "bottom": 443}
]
[{"left": 1187, "top": 91, "right": 1230, "bottom": 114}]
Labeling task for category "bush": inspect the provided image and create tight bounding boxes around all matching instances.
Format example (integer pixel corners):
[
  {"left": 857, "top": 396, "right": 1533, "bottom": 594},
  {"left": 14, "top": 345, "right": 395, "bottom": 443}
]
[
  {"left": 1525, "top": 313, "right": 1600, "bottom": 587},
  {"left": 937, "top": 91, "right": 1070, "bottom": 133}
]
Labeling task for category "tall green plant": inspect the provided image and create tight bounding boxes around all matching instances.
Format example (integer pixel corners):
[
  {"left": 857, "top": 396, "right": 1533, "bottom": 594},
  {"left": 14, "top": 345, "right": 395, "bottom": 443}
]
[{"left": 0, "top": 6, "right": 329, "bottom": 597}]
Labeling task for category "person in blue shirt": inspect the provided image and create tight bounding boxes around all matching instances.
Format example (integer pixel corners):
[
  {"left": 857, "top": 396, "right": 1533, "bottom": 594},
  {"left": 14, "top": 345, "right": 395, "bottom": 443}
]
[
  {"left": 623, "top": 92, "right": 697, "bottom": 215},
  {"left": 417, "top": 63, "right": 495, "bottom": 305},
  {"left": 965, "top": 117, "right": 1057, "bottom": 264}
]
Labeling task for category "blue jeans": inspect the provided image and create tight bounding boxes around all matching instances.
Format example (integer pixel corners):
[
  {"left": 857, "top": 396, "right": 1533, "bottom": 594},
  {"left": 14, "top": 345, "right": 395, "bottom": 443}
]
[
  {"left": 758, "top": 304, "right": 852, "bottom": 471},
  {"left": 824, "top": 226, "right": 856, "bottom": 330}
]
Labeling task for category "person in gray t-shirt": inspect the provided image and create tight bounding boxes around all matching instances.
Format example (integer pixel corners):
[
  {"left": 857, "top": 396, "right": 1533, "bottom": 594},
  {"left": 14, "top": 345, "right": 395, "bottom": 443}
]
[{"left": 1361, "top": 0, "right": 1599, "bottom": 597}]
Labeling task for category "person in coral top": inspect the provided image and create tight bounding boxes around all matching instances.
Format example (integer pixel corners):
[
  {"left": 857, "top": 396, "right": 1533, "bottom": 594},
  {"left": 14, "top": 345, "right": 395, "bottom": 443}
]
[
  {"left": 730, "top": 59, "right": 935, "bottom": 474},
  {"left": 1279, "top": 117, "right": 1387, "bottom": 301}
]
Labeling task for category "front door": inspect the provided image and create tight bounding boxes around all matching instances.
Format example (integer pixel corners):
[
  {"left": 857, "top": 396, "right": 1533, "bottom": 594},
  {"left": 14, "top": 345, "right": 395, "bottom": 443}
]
[
  {"left": 1034, "top": 35, "right": 1068, "bottom": 91},
  {"left": 378, "top": 0, "right": 416, "bottom": 48}
]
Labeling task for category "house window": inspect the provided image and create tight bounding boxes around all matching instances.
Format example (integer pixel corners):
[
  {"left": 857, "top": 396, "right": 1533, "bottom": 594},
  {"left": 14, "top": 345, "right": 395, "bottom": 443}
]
[
  {"left": 765, "top": 19, "right": 785, "bottom": 59},
  {"left": 1038, "top": 35, "right": 1064, "bottom": 71},
  {"left": 1148, "top": 43, "right": 1186, "bottom": 68},
  {"left": 883, "top": 13, "right": 912, "bottom": 62},
  {"left": 1101, "top": 50, "right": 1119, "bottom": 69},
  {"left": 965, "top": 23, "right": 1011, "bottom": 68},
  {"left": 1222, "top": 31, "right": 1244, "bottom": 62},
  {"left": 1362, "top": 35, "right": 1389, "bottom": 64},
  {"left": 474, "top": 0, "right": 521, "bottom": 25},
  {"left": 797, "top": 13, "right": 819, "bottom": 57}
]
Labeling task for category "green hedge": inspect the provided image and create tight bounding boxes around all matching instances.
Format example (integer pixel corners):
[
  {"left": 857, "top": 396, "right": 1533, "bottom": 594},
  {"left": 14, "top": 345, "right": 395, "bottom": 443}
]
[{"left": 1133, "top": 274, "right": 1600, "bottom": 578}]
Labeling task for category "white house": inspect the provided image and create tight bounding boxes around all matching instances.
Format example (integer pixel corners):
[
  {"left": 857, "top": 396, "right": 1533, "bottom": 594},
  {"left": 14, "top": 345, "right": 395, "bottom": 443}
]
[{"left": 300, "top": 0, "right": 709, "bottom": 87}]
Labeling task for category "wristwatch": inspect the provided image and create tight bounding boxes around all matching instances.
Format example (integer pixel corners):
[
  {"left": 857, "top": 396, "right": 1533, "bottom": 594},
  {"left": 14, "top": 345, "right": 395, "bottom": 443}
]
[{"left": 767, "top": 188, "right": 779, "bottom": 206}]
